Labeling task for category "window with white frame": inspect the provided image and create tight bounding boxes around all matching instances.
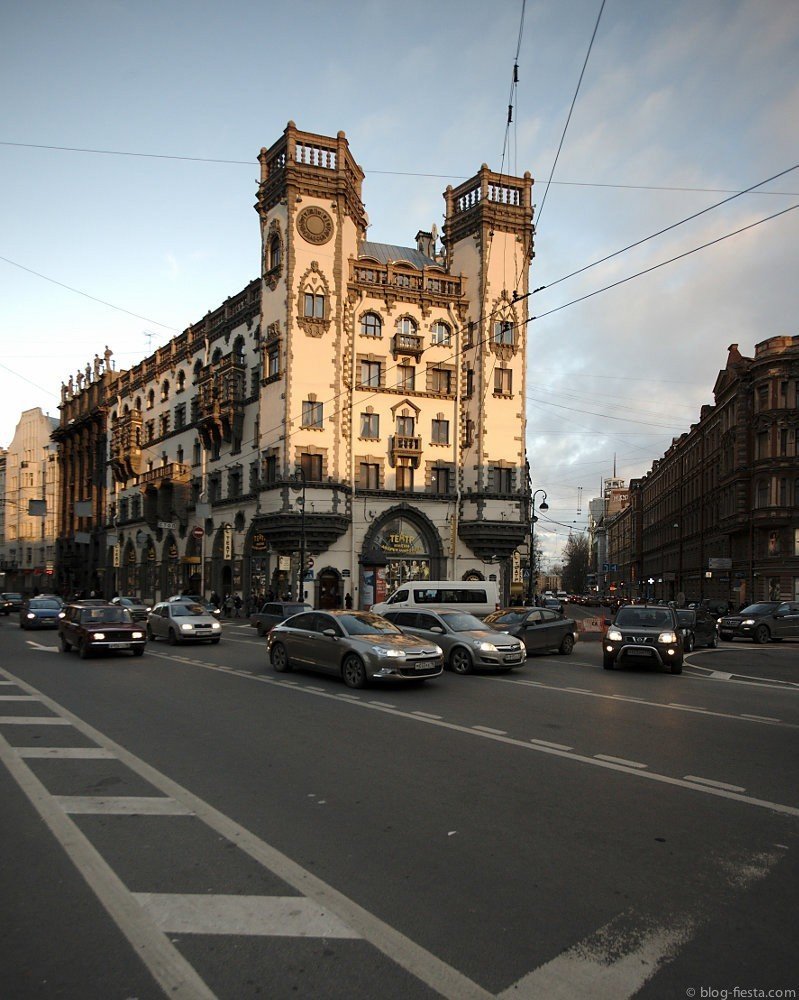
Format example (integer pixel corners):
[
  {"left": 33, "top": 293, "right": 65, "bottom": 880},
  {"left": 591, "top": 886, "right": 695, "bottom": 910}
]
[
  {"left": 493, "top": 320, "right": 514, "bottom": 346},
  {"left": 361, "top": 312, "right": 382, "bottom": 338},
  {"left": 302, "top": 400, "right": 323, "bottom": 429},
  {"left": 360, "top": 412, "right": 379, "bottom": 438},
  {"left": 494, "top": 368, "right": 513, "bottom": 396},
  {"left": 361, "top": 360, "right": 382, "bottom": 388},
  {"left": 304, "top": 292, "right": 325, "bottom": 319},
  {"left": 431, "top": 418, "right": 449, "bottom": 445},
  {"left": 431, "top": 321, "right": 451, "bottom": 346}
]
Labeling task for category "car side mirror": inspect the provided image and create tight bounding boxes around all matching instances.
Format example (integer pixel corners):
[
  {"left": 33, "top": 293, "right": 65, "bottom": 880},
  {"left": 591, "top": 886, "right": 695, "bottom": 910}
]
[
  {"left": 322, "top": 628, "right": 338, "bottom": 638},
  {"left": 603, "top": 618, "right": 612, "bottom": 627},
  {"left": 429, "top": 625, "right": 444, "bottom": 633}
]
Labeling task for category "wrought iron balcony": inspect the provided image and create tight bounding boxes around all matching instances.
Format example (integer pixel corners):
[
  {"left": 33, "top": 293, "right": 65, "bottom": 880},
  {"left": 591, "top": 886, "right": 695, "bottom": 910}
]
[
  {"left": 195, "top": 355, "right": 246, "bottom": 447},
  {"left": 110, "top": 409, "right": 143, "bottom": 483}
]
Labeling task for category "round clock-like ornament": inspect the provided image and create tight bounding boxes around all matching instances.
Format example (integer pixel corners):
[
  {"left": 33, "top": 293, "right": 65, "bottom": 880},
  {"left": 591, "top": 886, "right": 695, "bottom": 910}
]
[{"left": 297, "top": 206, "right": 334, "bottom": 245}]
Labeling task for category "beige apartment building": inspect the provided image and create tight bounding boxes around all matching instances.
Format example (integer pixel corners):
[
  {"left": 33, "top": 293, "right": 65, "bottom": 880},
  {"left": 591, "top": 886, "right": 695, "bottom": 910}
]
[
  {"left": 0, "top": 408, "right": 59, "bottom": 593},
  {"left": 96, "top": 123, "right": 534, "bottom": 608}
]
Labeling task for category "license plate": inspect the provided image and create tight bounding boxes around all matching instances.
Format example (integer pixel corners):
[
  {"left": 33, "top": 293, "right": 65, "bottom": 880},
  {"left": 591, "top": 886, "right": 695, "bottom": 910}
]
[
  {"left": 108, "top": 642, "right": 131, "bottom": 649},
  {"left": 413, "top": 663, "right": 433, "bottom": 671},
  {"left": 627, "top": 648, "right": 650, "bottom": 656},
  {"left": 505, "top": 654, "right": 524, "bottom": 662}
]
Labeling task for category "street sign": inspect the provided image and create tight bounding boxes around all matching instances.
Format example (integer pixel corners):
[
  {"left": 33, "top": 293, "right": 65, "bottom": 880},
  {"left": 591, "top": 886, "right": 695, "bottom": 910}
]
[
  {"left": 158, "top": 521, "right": 177, "bottom": 530},
  {"left": 708, "top": 557, "right": 732, "bottom": 570},
  {"left": 191, "top": 526, "right": 204, "bottom": 539}
]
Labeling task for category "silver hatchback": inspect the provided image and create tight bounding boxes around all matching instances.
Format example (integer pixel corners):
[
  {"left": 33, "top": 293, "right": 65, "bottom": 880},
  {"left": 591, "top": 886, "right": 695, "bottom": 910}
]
[
  {"left": 148, "top": 601, "right": 223, "bottom": 645},
  {"left": 266, "top": 610, "right": 444, "bottom": 688}
]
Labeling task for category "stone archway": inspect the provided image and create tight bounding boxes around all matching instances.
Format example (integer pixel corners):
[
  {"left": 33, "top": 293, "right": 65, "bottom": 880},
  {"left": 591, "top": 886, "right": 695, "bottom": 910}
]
[
  {"left": 359, "top": 506, "right": 445, "bottom": 608},
  {"left": 317, "top": 566, "right": 342, "bottom": 610}
]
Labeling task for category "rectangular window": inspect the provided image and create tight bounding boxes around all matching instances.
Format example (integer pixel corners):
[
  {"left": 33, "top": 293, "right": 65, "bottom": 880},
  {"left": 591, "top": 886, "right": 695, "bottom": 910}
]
[
  {"left": 432, "top": 467, "right": 450, "bottom": 493},
  {"left": 175, "top": 403, "right": 187, "bottom": 430},
  {"left": 495, "top": 467, "right": 514, "bottom": 493},
  {"left": 756, "top": 431, "right": 769, "bottom": 460},
  {"left": 359, "top": 462, "right": 379, "bottom": 489},
  {"left": 302, "top": 400, "right": 323, "bottom": 428},
  {"left": 145, "top": 420, "right": 155, "bottom": 443},
  {"left": 396, "top": 465, "right": 414, "bottom": 492},
  {"left": 429, "top": 368, "right": 452, "bottom": 394},
  {"left": 779, "top": 428, "right": 789, "bottom": 456},
  {"left": 493, "top": 320, "right": 514, "bottom": 345},
  {"left": 360, "top": 413, "right": 379, "bottom": 438},
  {"left": 397, "top": 365, "right": 415, "bottom": 390},
  {"left": 263, "top": 454, "right": 277, "bottom": 484},
  {"left": 192, "top": 441, "right": 202, "bottom": 466},
  {"left": 300, "top": 453, "right": 323, "bottom": 481},
  {"left": 159, "top": 413, "right": 170, "bottom": 437},
  {"left": 431, "top": 419, "right": 449, "bottom": 445},
  {"left": 494, "top": 369, "right": 513, "bottom": 396},
  {"left": 250, "top": 462, "right": 259, "bottom": 494},
  {"left": 466, "top": 369, "right": 474, "bottom": 396},
  {"left": 208, "top": 475, "right": 221, "bottom": 503},
  {"left": 268, "top": 350, "right": 279, "bottom": 377},
  {"left": 228, "top": 468, "right": 242, "bottom": 499},
  {"left": 304, "top": 293, "right": 325, "bottom": 318},
  {"left": 396, "top": 416, "right": 415, "bottom": 437},
  {"left": 361, "top": 360, "right": 382, "bottom": 388}
]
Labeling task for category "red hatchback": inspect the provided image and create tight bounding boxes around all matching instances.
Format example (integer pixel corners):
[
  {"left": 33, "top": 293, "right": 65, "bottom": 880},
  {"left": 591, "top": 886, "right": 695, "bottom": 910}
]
[{"left": 58, "top": 603, "right": 146, "bottom": 659}]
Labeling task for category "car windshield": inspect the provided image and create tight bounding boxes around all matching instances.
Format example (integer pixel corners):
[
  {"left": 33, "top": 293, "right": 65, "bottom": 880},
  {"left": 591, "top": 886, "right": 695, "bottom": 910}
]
[
  {"left": 80, "top": 608, "right": 131, "bottom": 624},
  {"left": 484, "top": 610, "right": 525, "bottom": 625},
  {"left": 676, "top": 610, "right": 696, "bottom": 625},
  {"left": 437, "top": 612, "right": 487, "bottom": 631},
  {"left": 29, "top": 599, "right": 60, "bottom": 610},
  {"left": 4, "top": 593, "right": 22, "bottom": 600},
  {"left": 171, "top": 604, "right": 206, "bottom": 617},
  {"left": 615, "top": 607, "right": 674, "bottom": 628},
  {"left": 339, "top": 613, "right": 401, "bottom": 635},
  {"left": 740, "top": 603, "right": 780, "bottom": 615}
]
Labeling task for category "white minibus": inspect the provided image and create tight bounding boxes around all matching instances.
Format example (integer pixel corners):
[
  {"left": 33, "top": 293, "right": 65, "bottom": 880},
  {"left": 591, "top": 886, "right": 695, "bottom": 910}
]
[{"left": 371, "top": 580, "right": 500, "bottom": 619}]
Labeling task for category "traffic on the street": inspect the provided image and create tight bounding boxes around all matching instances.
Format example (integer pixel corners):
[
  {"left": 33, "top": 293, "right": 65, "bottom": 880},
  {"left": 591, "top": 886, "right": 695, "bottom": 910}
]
[{"left": 1, "top": 600, "right": 797, "bottom": 999}]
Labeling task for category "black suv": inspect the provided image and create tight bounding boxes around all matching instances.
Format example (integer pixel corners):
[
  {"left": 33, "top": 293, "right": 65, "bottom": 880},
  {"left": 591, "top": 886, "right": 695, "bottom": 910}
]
[
  {"left": 718, "top": 602, "right": 799, "bottom": 643},
  {"left": 603, "top": 604, "right": 684, "bottom": 674}
]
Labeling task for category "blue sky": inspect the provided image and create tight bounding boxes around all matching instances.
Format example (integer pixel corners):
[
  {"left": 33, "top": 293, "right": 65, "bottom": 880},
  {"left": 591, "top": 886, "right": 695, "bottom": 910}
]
[{"left": 2, "top": 0, "right": 797, "bottom": 569}]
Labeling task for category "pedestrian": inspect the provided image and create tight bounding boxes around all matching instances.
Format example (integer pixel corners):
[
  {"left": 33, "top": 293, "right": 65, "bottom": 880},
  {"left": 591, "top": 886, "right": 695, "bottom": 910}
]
[
  {"left": 233, "top": 594, "right": 242, "bottom": 618},
  {"left": 344, "top": 592, "right": 352, "bottom": 610},
  {"left": 223, "top": 593, "right": 233, "bottom": 618}
]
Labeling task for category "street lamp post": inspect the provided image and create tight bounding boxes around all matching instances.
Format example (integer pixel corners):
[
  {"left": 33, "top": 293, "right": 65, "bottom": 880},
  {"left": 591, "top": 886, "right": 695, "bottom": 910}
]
[
  {"left": 292, "top": 468, "right": 307, "bottom": 602},
  {"left": 527, "top": 489, "right": 549, "bottom": 605}
]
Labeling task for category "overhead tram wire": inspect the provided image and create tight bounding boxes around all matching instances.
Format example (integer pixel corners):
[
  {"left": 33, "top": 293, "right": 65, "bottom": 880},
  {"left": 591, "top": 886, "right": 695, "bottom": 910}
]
[
  {"left": 535, "top": 0, "right": 606, "bottom": 229},
  {"left": 528, "top": 201, "right": 799, "bottom": 324}
]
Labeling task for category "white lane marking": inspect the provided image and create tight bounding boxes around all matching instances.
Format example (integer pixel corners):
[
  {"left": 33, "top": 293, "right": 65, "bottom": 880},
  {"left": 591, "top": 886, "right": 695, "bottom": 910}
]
[
  {"left": 413, "top": 711, "right": 443, "bottom": 720},
  {"left": 530, "top": 739, "right": 573, "bottom": 751},
  {"left": 1, "top": 668, "right": 493, "bottom": 1000},
  {"left": 594, "top": 754, "right": 647, "bottom": 769},
  {"left": 56, "top": 796, "right": 195, "bottom": 815},
  {"left": 0, "top": 733, "right": 216, "bottom": 999},
  {"left": 0, "top": 681, "right": 17, "bottom": 685},
  {"left": 25, "top": 641, "right": 59, "bottom": 652},
  {"left": 611, "top": 695, "right": 644, "bottom": 702},
  {"left": 338, "top": 693, "right": 362, "bottom": 701},
  {"left": 0, "top": 695, "right": 39, "bottom": 701},
  {"left": 668, "top": 703, "right": 707, "bottom": 710},
  {"left": 17, "top": 747, "right": 115, "bottom": 759},
  {"left": 564, "top": 687, "right": 591, "bottom": 693},
  {"left": 683, "top": 775, "right": 746, "bottom": 793},
  {"left": 0, "top": 716, "right": 71, "bottom": 725},
  {"left": 473, "top": 725, "right": 507, "bottom": 735},
  {"left": 498, "top": 912, "right": 696, "bottom": 1000},
  {"left": 369, "top": 701, "right": 396, "bottom": 709},
  {"left": 709, "top": 670, "right": 734, "bottom": 680},
  {"left": 742, "top": 714, "right": 781, "bottom": 723},
  {"left": 134, "top": 893, "right": 360, "bottom": 939}
]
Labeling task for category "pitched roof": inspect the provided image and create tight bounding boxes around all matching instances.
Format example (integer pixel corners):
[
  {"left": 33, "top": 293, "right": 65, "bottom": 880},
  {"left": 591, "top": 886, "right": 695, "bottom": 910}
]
[{"left": 358, "top": 241, "right": 438, "bottom": 269}]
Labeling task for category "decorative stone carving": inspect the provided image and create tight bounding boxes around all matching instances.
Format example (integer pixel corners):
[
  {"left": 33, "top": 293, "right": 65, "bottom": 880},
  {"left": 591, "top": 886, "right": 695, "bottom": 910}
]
[{"left": 297, "top": 206, "right": 334, "bottom": 245}]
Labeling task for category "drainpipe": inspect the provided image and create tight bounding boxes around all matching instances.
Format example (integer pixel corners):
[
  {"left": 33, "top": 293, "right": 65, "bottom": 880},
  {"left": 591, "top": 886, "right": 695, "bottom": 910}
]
[{"left": 447, "top": 304, "right": 461, "bottom": 579}]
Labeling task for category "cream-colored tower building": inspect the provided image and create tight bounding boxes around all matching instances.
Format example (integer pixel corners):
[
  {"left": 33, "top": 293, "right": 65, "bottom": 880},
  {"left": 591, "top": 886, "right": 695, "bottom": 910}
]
[{"left": 98, "top": 123, "right": 533, "bottom": 608}]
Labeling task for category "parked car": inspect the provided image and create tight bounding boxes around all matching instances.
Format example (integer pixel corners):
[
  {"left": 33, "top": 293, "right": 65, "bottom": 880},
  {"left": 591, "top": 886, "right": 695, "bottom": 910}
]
[
  {"left": 148, "top": 602, "right": 222, "bottom": 644},
  {"left": 483, "top": 606, "right": 578, "bottom": 655},
  {"left": 382, "top": 608, "right": 526, "bottom": 673},
  {"left": 603, "top": 604, "right": 683, "bottom": 674},
  {"left": 542, "top": 597, "right": 563, "bottom": 612},
  {"left": 1, "top": 592, "right": 24, "bottom": 614},
  {"left": 58, "top": 602, "right": 146, "bottom": 658},
  {"left": 167, "top": 594, "right": 222, "bottom": 618},
  {"left": 20, "top": 597, "right": 63, "bottom": 630},
  {"left": 718, "top": 602, "right": 799, "bottom": 643},
  {"left": 250, "top": 601, "right": 311, "bottom": 636},
  {"left": 266, "top": 610, "right": 444, "bottom": 688},
  {"left": 111, "top": 595, "right": 151, "bottom": 622},
  {"left": 676, "top": 608, "right": 719, "bottom": 650}
]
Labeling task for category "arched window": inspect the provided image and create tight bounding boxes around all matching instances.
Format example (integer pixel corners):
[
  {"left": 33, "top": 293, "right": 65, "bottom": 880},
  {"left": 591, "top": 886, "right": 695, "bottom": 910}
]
[
  {"left": 135, "top": 396, "right": 142, "bottom": 411},
  {"left": 268, "top": 234, "right": 281, "bottom": 271},
  {"left": 398, "top": 317, "right": 417, "bottom": 337},
  {"left": 193, "top": 358, "right": 203, "bottom": 380},
  {"left": 233, "top": 336, "right": 245, "bottom": 366},
  {"left": 146, "top": 389, "right": 155, "bottom": 410},
  {"left": 361, "top": 312, "right": 382, "bottom": 338},
  {"left": 212, "top": 347, "right": 223, "bottom": 363},
  {"left": 161, "top": 380, "right": 170, "bottom": 401},
  {"left": 431, "top": 321, "right": 451, "bottom": 346},
  {"left": 176, "top": 370, "right": 186, "bottom": 392}
]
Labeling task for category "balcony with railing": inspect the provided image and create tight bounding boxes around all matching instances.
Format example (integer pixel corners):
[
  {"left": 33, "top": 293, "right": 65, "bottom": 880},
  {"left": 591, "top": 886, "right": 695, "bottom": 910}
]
[
  {"left": 391, "top": 333, "right": 424, "bottom": 359},
  {"left": 390, "top": 435, "right": 423, "bottom": 468},
  {"left": 195, "top": 355, "right": 246, "bottom": 448},
  {"left": 350, "top": 260, "right": 465, "bottom": 302},
  {"left": 110, "top": 409, "right": 143, "bottom": 483}
]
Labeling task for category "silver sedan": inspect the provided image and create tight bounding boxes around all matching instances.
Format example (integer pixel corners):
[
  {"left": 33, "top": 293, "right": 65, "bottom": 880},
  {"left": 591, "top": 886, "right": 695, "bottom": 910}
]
[
  {"left": 266, "top": 610, "right": 444, "bottom": 688},
  {"left": 147, "top": 601, "right": 223, "bottom": 645}
]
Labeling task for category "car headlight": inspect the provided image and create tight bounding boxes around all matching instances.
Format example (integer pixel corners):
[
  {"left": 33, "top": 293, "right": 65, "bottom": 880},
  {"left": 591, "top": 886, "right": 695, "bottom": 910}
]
[
  {"left": 372, "top": 646, "right": 405, "bottom": 657},
  {"left": 180, "top": 623, "right": 194, "bottom": 632},
  {"left": 741, "top": 619, "right": 755, "bottom": 626},
  {"left": 473, "top": 640, "right": 497, "bottom": 652},
  {"left": 658, "top": 631, "right": 678, "bottom": 644},
  {"left": 58, "top": 611, "right": 66, "bottom": 618},
  {"left": 92, "top": 632, "right": 105, "bottom": 640},
  {"left": 211, "top": 622, "right": 221, "bottom": 630},
  {"left": 26, "top": 613, "right": 35, "bottom": 619},
  {"left": 145, "top": 606, "right": 152, "bottom": 613},
  {"left": 132, "top": 631, "right": 144, "bottom": 639},
  {"left": 607, "top": 628, "right": 622, "bottom": 641}
]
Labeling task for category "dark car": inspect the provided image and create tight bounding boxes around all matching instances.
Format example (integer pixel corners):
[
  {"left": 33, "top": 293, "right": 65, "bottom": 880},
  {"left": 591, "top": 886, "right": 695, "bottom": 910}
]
[
  {"left": 266, "top": 610, "right": 444, "bottom": 688},
  {"left": 483, "top": 606, "right": 578, "bottom": 655},
  {"left": 603, "top": 604, "right": 683, "bottom": 674},
  {"left": 676, "top": 608, "right": 719, "bottom": 651},
  {"left": 718, "top": 602, "right": 799, "bottom": 643},
  {"left": 20, "top": 597, "right": 63, "bottom": 630},
  {"left": 58, "top": 602, "right": 146, "bottom": 658},
  {"left": 1, "top": 592, "right": 24, "bottom": 614},
  {"left": 251, "top": 601, "right": 312, "bottom": 637},
  {"left": 382, "top": 608, "right": 526, "bottom": 673},
  {"left": 111, "top": 595, "right": 151, "bottom": 622}
]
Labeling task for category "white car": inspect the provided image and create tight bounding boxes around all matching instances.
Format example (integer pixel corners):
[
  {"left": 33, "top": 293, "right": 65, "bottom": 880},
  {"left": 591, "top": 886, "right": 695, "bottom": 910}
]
[{"left": 147, "top": 601, "right": 222, "bottom": 645}]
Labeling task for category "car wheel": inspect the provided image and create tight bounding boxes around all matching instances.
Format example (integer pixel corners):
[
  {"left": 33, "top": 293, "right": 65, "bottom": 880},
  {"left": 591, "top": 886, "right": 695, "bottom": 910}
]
[
  {"left": 132, "top": 647, "right": 144, "bottom": 657},
  {"left": 603, "top": 655, "right": 615, "bottom": 670},
  {"left": 685, "top": 633, "right": 695, "bottom": 652},
  {"left": 450, "top": 647, "right": 473, "bottom": 675},
  {"left": 559, "top": 634, "right": 575, "bottom": 655},
  {"left": 670, "top": 660, "right": 683, "bottom": 674},
  {"left": 146, "top": 625, "right": 156, "bottom": 641},
  {"left": 59, "top": 634, "right": 71, "bottom": 653},
  {"left": 709, "top": 633, "right": 719, "bottom": 648},
  {"left": 342, "top": 654, "right": 367, "bottom": 689},
  {"left": 78, "top": 640, "right": 91, "bottom": 660},
  {"left": 270, "top": 643, "right": 291, "bottom": 672},
  {"left": 168, "top": 628, "right": 179, "bottom": 646},
  {"left": 753, "top": 624, "right": 770, "bottom": 644}
]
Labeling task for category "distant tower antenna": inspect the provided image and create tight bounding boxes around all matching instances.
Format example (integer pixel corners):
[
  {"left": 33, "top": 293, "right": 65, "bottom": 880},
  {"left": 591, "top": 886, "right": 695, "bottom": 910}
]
[
  {"left": 577, "top": 486, "right": 583, "bottom": 516},
  {"left": 143, "top": 330, "right": 158, "bottom": 352}
]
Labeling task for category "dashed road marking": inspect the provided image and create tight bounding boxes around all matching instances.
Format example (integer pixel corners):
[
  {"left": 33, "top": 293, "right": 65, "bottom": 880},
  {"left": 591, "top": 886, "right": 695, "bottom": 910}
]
[
  {"left": 17, "top": 747, "right": 116, "bottom": 759},
  {"left": 56, "top": 795, "right": 195, "bottom": 815},
  {"left": 683, "top": 775, "right": 746, "bottom": 793},
  {"left": 595, "top": 754, "right": 647, "bottom": 769},
  {"left": 473, "top": 725, "right": 508, "bottom": 735},
  {"left": 0, "top": 715, "right": 71, "bottom": 725},
  {"left": 530, "top": 738, "right": 573, "bottom": 751}
]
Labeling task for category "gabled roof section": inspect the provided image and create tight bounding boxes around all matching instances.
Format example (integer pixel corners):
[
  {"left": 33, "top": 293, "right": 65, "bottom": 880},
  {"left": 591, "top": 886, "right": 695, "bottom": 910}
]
[{"left": 359, "top": 241, "right": 439, "bottom": 270}]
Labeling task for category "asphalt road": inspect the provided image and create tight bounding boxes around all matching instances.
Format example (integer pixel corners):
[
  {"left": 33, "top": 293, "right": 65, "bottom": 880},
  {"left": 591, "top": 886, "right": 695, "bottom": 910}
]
[{"left": 1, "top": 613, "right": 797, "bottom": 999}]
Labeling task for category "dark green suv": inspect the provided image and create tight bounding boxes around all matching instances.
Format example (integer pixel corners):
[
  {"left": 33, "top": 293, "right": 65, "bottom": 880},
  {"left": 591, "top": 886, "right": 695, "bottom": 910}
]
[{"left": 603, "top": 604, "right": 684, "bottom": 674}]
